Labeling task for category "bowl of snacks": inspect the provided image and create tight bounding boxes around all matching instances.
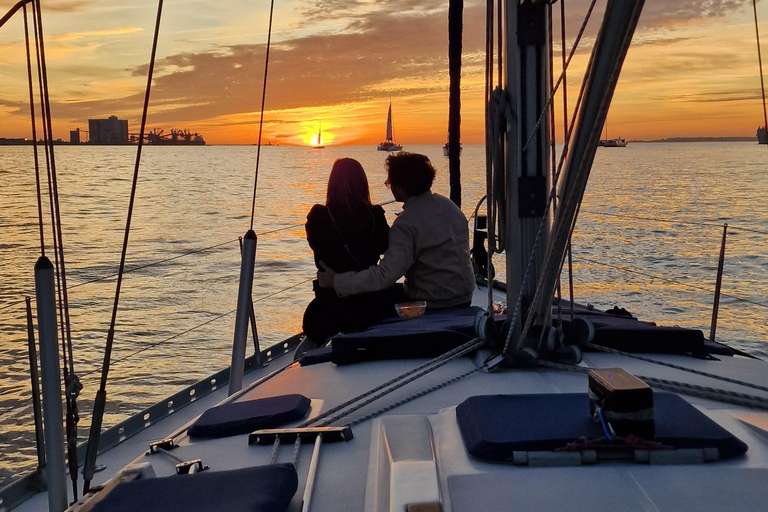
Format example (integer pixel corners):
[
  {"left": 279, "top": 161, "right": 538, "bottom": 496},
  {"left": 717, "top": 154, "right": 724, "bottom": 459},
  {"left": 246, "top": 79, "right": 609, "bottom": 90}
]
[{"left": 395, "top": 301, "right": 427, "bottom": 319}]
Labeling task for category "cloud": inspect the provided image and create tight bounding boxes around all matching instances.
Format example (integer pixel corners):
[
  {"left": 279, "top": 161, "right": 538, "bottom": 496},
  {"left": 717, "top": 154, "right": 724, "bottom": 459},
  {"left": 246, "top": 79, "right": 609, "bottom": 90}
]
[
  {"left": 49, "top": 3, "right": 486, "bottom": 127},
  {"left": 49, "top": 27, "right": 143, "bottom": 43},
  {"left": 671, "top": 90, "right": 765, "bottom": 103},
  {"left": 0, "top": 0, "right": 89, "bottom": 14}
]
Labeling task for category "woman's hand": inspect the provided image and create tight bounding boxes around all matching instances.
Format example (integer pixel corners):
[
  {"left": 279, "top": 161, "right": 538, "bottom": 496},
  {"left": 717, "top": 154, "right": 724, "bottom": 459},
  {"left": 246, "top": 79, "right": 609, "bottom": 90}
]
[{"left": 317, "top": 261, "right": 336, "bottom": 289}]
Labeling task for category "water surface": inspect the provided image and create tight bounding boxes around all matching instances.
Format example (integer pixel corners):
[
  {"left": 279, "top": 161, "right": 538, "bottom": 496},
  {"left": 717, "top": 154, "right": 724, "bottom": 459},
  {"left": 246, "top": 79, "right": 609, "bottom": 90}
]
[{"left": 0, "top": 142, "right": 766, "bottom": 485}]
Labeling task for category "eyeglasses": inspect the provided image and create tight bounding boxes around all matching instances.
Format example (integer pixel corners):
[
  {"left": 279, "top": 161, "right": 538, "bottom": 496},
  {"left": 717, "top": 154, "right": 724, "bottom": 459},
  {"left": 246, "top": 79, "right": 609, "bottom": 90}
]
[{"left": 384, "top": 178, "right": 391, "bottom": 189}]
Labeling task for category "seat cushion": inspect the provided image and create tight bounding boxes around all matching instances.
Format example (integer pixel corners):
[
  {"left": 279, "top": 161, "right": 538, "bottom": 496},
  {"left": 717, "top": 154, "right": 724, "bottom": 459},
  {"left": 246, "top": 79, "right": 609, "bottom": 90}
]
[
  {"left": 91, "top": 463, "right": 297, "bottom": 512},
  {"left": 457, "top": 392, "right": 747, "bottom": 462},
  {"left": 331, "top": 306, "right": 483, "bottom": 365},
  {"left": 189, "top": 394, "right": 310, "bottom": 438}
]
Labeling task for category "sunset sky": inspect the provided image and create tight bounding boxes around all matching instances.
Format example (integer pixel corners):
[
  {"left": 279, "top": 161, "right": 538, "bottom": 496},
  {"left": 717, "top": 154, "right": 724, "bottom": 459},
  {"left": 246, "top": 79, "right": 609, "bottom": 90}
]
[{"left": 0, "top": 0, "right": 767, "bottom": 145}]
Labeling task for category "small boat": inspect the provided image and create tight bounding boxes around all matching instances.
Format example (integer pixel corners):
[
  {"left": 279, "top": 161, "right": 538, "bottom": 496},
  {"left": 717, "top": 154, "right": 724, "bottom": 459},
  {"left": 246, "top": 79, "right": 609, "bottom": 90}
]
[
  {"left": 376, "top": 98, "right": 403, "bottom": 151},
  {"left": 443, "top": 141, "right": 462, "bottom": 157},
  {"left": 598, "top": 116, "right": 626, "bottom": 147},
  {"left": 598, "top": 137, "right": 627, "bottom": 147},
  {"left": 757, "top": 126, "right": 767, "bottom": 144}
]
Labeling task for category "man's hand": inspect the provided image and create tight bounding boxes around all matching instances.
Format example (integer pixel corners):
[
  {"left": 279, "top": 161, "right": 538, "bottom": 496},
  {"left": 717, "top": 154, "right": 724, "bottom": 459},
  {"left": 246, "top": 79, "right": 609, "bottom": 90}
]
[{"left": 317, "top": 261, "right": 336, "bottom": 289}]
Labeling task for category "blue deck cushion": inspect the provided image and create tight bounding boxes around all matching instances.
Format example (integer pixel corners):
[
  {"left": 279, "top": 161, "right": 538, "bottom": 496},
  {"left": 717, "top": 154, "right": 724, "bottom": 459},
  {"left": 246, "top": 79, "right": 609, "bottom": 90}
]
[
  {"left": 330, "top": 306, "right": 483, "bottom": 365},
  {"left": 555, "top": 302, "right": 707, "bottom": 355},
  {"left": 91, "top": 463, "right": 297, "bottom": 512},
  {"left": 188, "top": 394, "right": 310, "bottom": 438},
  {"left": 456, "top": 392, "right": 747, "bottom": 462},
  {"left": 300, "top": 346, "right": 333, "bottom": 366}
]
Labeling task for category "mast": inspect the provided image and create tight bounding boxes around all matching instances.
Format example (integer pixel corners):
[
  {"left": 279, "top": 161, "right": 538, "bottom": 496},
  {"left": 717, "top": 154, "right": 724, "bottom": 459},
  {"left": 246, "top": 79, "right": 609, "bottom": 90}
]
[
  {"left": 503, "top": 0, "right": 552, "bottom": 349},
  {"left": 386, "top": 99, "right": 393, "bottom": 142},
  {"left": 448, "top": 0, "right": 463, "bottom": 207}
]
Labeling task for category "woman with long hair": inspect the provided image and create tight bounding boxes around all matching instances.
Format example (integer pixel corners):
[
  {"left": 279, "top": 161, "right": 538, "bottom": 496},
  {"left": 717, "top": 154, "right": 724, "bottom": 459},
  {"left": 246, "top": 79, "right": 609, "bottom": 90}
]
[{"left": 297, "top": 158, "right": 394, "bottom": 359}]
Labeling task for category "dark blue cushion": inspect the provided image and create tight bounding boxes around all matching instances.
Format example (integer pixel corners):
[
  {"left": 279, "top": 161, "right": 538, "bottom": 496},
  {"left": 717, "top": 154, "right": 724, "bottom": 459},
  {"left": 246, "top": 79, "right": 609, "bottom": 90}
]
[
  {"left": 189, "top": 394, "right": 310, "bottom": 438},
  {"left": 91, "top": 463, "right": 297, "bottom": 512},
  {"left": 556, "top": 303, "right": 706, "bottom": 355},
  {"left": 331, "top": 306, "right": 483, "bottom": 365},
  {"left": 456, "top": 392, "right": 747, "bottom": 461},
  {"left": 300, "top": 346, "right": 333, "bottom": 366}
]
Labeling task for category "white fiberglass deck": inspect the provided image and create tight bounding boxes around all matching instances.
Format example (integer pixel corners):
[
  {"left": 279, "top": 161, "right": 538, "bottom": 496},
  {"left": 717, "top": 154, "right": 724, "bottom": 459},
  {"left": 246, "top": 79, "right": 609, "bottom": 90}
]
[{"left": 12, "top": 287, "right": 768, "bottom": 512}]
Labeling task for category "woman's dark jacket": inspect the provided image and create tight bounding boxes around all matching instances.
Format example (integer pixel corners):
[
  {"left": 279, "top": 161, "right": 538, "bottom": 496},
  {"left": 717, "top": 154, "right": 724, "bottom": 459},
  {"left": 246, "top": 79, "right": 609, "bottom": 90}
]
[{"left": 306, "top": 203, "right": 389, "bottom": 273}]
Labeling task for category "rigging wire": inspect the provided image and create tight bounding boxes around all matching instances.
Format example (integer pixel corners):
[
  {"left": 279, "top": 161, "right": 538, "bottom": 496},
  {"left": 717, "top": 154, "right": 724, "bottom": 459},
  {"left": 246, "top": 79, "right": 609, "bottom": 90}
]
[
  {"left": 1, "top": 197, "right": 398, "bottom": 314},
  {"left": 573, "top": 255, "right": 768, "bottom": 310},
  {"left": 521, "top": 0, "right": 599, "bottom": 154},
  {"left": 484, "top": 0, "right": 494, "bottom": 315},
  {"left": 21, "top": 4, "right": 44, "bottom": 256},
  {"left": 31, "top": 0, "right": 81, "bottom": 499},
  {"left": 753, "top": 0, "right": 768, "bottom": 145},
  {"left": 0, "top": 274, "right": 314, "bottom": 418},
  {"left": 578, "top": 208, "right": 768, "bottom": 236},
  {"left": 249, "top": 0, "right": 276, "bottom": 231},
  {"left": 560, "top": 0, "right": 575, "bottom": 322},
  {"left": 82, "top": 0, "right": 165, "bottom": 494},
  {"left": 501, "top": 14, "right": 598, "bottom": 357},
  {"left": 548, "top": 2, "right": 565, "bottom": 330}
]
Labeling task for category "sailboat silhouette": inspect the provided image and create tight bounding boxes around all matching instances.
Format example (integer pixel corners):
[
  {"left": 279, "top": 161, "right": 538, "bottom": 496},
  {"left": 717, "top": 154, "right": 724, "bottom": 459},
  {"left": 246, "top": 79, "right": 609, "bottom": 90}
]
[
  {"left": 377, "top": 97, "right": 403, "bottom": 151},
  {"left": 313, "top": 123, "right": 325, "bottom": 149}
]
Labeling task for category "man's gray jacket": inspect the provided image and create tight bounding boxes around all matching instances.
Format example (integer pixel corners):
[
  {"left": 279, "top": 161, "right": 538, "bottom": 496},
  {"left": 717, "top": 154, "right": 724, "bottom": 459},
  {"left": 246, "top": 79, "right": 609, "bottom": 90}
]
[{"left": 334, "top": 191, "right": 475, "bottom": 308}]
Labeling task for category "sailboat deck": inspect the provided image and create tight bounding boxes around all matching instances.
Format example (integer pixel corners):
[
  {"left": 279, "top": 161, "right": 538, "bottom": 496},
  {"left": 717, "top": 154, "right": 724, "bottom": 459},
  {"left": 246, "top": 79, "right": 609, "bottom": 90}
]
[{"left": 54, "top": 344, "right": 768, "bottom": 512}]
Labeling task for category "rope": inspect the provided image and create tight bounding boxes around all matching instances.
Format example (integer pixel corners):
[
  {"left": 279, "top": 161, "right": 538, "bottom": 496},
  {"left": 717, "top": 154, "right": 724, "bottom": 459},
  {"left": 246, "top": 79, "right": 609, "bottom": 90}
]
[
  {"left": 347, "top": 366, "right": 483, "bottom": 427},
  {"left": 156, "top": 446, "right": 185, "bottom": 464},
  {"left": 249, "top": 0, "right": 276, "bottom": 230},
  {"left": 291, "top": 435, "right": 301, "bottom": 467},
  {"left": 269, "top": 437, "right": 281, "bottom": 464},
  {"left": 315, "top": 339, "right": 483, "bottom": 427},
  {"left": 588, "top": 343, "right": 768, "bottom": 393},
  {"left": 753, "top": 0, "right": 768, "bottom": 145},
  {"left": 299, "top": 337, "right": 484, "bottom": 428},
  {"left": 537, "top": 360, "right": 768, "bottom": 410}
]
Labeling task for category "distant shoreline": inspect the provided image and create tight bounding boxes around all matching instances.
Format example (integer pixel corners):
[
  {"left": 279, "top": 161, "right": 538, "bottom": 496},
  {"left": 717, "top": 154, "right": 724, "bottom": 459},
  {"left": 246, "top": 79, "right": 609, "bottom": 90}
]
[
  {"left": 0, "top": 137, "right": 761, "bottom": 146},
  {"left": 629, "top": 137, "right": 756, "bottom": 143}
]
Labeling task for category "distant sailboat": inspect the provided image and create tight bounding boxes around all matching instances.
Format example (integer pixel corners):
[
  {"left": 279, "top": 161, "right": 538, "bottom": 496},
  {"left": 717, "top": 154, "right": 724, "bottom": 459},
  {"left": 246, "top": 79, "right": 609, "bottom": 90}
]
[
  {"left": 598, "top": 118, "right": 627, "bottom": 147},
  {"left": 443, "top": 132, "right": 462, "bottom": 157},
  {"left": 314, "top": 123, "right": 325, "bottom": 149},
  {"left": 758, "top": 126, "right": 767, "bottom": 144},
  {"left": 377, "top": 98, "right": 403, "bottom": 151}
]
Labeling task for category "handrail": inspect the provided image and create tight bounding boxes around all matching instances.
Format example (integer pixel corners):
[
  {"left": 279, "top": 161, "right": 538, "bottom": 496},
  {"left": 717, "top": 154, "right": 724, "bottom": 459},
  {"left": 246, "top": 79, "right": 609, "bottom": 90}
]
[{"left": 0, "top": 0, "right": 31, "bottom": 29}]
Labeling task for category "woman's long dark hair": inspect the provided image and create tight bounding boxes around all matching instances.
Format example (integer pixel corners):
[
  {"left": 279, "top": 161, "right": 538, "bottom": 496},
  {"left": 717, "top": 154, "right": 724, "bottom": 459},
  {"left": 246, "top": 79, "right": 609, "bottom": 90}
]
[{"left": 326, "top": 158, "right": 372, "bottom": 215}]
